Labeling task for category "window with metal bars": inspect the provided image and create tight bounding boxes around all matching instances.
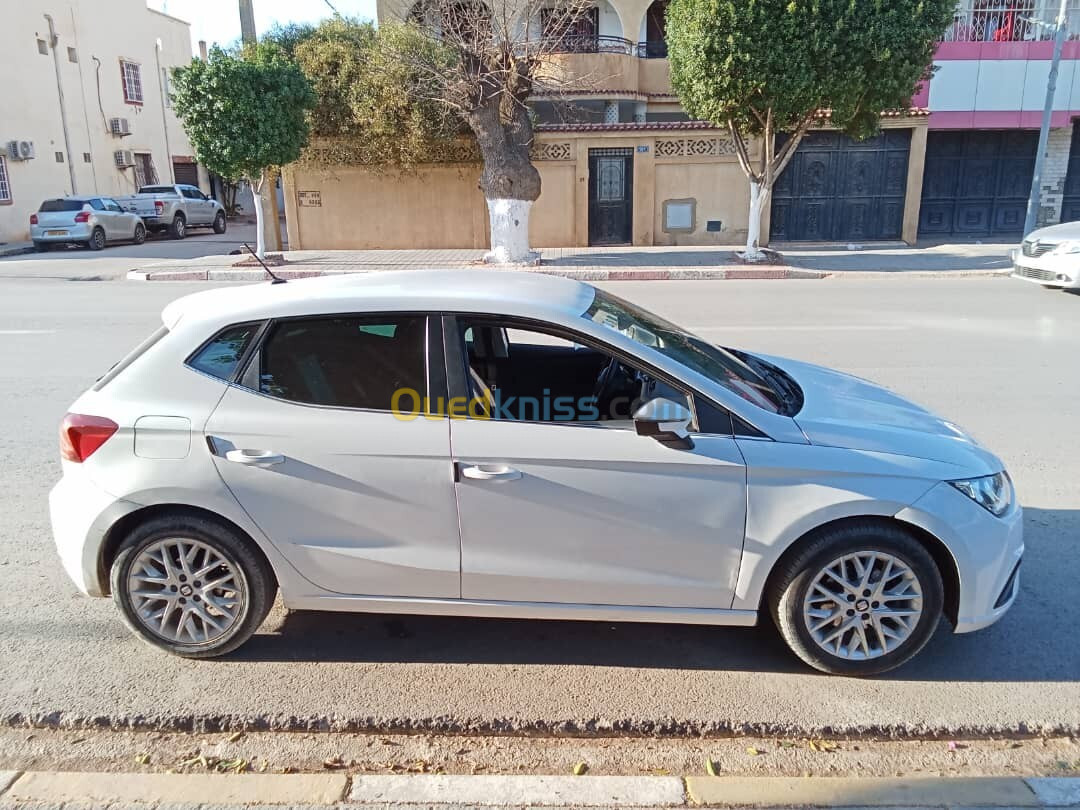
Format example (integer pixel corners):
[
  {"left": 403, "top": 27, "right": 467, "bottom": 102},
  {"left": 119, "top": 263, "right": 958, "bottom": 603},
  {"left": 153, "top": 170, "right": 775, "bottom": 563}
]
[
  {"left": 0, "top": 156, "right": 11, "bottom": 204},
  {"left": 121, "top": 60, "right": 143, "bottom": 104}
]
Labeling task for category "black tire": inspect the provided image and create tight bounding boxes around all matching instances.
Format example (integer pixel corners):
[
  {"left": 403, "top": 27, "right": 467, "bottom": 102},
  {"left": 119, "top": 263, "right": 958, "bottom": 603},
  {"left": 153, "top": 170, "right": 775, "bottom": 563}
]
[
  {"left": 132, "top": 222, "right": 146, "bottom": 245},
  {"left": 169, "top": 214, "right": 187, "bottom": 240},
  {"left": 768, "top": 521, "right": 944, "bottom": 676},
  {"left": 32, "top": 241, "right": 50, "bottom": 252},
  {"left": 88, "top": 227, "right": 106, "bottom": 251},
  {"left": 110, "top": 515, "right": 277, "bottom": 659},
  {"left": 212, "top": 211, "right": 227, "bottom": 234}
]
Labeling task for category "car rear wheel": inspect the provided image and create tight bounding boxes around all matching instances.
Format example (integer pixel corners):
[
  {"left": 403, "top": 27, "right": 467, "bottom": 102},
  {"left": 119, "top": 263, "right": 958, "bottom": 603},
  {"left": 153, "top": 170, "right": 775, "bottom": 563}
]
[
  {"left": 212, "top": 211, "right": 227, "bottom": 234},
  {"left": 33, "top": 241, "right": 50, "bottom": 252},
  {"left": 768, "top": 521, "right": 944, "bottom": 676},
  {"left": 88, "top": 227, "right": 106, "bottom": 251},
  {"left": 169, "top": 215, "right": 186, "bottom": 240},
  {"left": 132, "top": 222, "right": 146, "bottom": 245},
  {"left": 110, "top": 515, "right": 277, "bottom": 658}
]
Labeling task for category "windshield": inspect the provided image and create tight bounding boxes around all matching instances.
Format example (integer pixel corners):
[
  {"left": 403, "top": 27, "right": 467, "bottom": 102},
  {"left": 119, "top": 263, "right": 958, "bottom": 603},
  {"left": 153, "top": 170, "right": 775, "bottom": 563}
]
[{"left": 584, "top": 289, "right": 783, "bottom": 413}]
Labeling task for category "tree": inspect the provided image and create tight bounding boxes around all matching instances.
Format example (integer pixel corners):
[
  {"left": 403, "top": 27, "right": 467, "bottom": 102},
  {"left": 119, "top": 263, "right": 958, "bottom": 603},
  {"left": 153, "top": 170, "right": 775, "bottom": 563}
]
[
  {"left": 667, "top": 0, "right": 953, "bottom": 259},
  {"left": 171, "top": 46, "right": 315, "bottom": 258},
  {"left": 380, "top": 0, "right": 596, "bottom": 263}
]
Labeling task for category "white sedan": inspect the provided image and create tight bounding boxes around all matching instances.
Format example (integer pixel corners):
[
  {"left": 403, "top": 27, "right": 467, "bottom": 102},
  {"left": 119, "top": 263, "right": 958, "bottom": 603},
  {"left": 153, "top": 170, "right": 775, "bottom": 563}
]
[
  {"left": 1011, "top": 220, "right": 1080, "bottom": 289},
  {"left": 49, "top": 271, "right": 1022, "bottom": 675}
]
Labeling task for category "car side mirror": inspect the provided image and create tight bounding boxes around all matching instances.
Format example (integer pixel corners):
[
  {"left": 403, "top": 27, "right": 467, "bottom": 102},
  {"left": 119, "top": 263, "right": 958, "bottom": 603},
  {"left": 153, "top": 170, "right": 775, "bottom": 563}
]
[{"left": 633, "top": 397, "right": 694, "bottom": 450}]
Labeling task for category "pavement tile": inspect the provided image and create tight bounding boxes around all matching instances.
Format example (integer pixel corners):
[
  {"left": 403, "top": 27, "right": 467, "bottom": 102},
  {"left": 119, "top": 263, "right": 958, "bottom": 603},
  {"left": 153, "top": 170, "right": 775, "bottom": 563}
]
[
  {"left": 684, "top": 777, "right": 1040, "bottom": 807},
  {"left": 7, "top": 771, "right": 348, "bottom": 805},
  {"left": 1025, "top": 778, "right": 1080, "bottom": 806},
  {"left": 349, "top": 774, "right": 686, "bottom": 806}
]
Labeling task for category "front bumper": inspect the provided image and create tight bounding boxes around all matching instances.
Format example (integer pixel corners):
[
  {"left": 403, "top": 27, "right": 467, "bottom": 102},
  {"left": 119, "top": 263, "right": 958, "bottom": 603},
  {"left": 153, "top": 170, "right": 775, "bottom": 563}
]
[
  {"left": 1011, "top": 249, "right": 1080, "bottom": 289},
  {"left": 31, "top": 224, "right": 93, "bottom": 243},
  {"left": 895, "top": 481, "right": 1024, "bottom": 634}
]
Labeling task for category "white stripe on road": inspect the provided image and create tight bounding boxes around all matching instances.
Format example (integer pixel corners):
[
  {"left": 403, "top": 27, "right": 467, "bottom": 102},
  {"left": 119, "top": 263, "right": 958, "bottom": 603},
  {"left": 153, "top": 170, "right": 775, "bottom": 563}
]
[{"left": 0, "top": 330, "right": 55, "bottom": 335}]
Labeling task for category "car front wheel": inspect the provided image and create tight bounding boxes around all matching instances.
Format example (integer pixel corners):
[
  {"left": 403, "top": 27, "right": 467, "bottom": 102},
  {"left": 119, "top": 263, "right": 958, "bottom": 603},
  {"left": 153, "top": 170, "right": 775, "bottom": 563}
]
[
  {"left": 212, "top": 211, "right": 227, "bottom": 234},
  {"left": 132, "top": 222, "right": 146, "bottom": 245},
  {"left": 768, "top": 521, "right": 944, "bottom": 676},
  {"left": 110, "top": 515, "right": 276, "bottom": 658}
]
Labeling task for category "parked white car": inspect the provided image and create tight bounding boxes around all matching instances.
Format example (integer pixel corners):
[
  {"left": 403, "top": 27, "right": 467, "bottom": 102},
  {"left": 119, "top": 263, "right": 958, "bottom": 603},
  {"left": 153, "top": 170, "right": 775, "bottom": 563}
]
[
  {"left": 1011, "top": 220, "right": 1080, "bottom": 289},
  {"left": 31, "top": 196, "right": 146, "bottom": 251},
  {"left": 48, "top": 272, "right": 1022, "bottom": 675}
]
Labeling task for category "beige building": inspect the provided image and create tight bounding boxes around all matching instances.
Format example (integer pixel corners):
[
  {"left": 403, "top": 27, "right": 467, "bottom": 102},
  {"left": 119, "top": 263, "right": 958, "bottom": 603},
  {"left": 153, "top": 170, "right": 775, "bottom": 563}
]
[
  {"left": 0, "top": 0, "right": 208, "bottom": 245},
  {"left": 284, "top": 0, "right": 929, "bottom": 250}
]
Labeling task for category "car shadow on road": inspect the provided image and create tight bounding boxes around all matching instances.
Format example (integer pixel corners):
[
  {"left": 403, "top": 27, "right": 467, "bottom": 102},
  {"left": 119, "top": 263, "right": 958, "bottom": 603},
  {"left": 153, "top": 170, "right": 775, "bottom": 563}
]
[{"left": 230, "top": 506, "right": 1077, "bottom": 683}]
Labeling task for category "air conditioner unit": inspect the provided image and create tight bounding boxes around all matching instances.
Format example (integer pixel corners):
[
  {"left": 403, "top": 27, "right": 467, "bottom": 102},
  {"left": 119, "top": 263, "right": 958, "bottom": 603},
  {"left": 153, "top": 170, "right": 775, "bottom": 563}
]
[
  {"left": 114, "top": 149, "right": 135, "bottom": 168},
  {"left": 6, "top": 140, "right": 35, "bottom": 161},
  {"left": 109, "top": 117, "right": 131, "bottom": 136}
]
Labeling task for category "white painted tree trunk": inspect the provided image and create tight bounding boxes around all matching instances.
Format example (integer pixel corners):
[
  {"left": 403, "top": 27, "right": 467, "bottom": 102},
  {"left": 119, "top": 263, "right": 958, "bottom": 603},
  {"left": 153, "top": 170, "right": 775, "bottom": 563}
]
[
  {"left": 251, "top": 184, "right": 266, "bottom": 260},
  {"left": 744, "top": 180, "right": 766, "bottom": 261},
  {"left": 484, "top": 198, "right": 538, "bottom": 264}
]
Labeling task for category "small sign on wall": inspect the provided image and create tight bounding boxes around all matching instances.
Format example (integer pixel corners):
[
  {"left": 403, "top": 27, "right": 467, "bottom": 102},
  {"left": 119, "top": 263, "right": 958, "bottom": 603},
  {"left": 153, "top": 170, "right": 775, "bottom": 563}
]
[
  {"left": 297, "top": 191, "right": 322, "bottom": 207},
  {"left": 636, "top": 145, "right": 650, "bottom": 153}
]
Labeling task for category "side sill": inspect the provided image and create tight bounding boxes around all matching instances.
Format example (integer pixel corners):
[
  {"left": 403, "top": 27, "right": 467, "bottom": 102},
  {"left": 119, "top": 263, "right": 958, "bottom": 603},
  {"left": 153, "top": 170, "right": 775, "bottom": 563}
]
[{"left": 280, "top": 593, "right": 759, "bottom": 627}]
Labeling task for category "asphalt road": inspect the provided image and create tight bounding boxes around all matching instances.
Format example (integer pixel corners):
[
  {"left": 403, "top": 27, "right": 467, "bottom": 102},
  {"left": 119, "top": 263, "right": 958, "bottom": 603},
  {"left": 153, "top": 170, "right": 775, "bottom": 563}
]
[{"left": 0, "top": 274, "right": 1077, "bottom": 737}]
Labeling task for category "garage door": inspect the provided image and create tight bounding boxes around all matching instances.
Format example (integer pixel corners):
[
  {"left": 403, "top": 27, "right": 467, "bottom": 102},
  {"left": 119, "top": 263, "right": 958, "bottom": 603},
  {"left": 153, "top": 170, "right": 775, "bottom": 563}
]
[
  {"left": 918, "top": 130, "right": 1036, "bottom": 238},
  {"left": 770, "top": 130, "right": 911, "bottom": 242},
  {"left": 172, "top": 160, "right": 199, "bottom": 187},
  {"left": 1058, "top": 123, "right": 1080, "bottom": 222}
]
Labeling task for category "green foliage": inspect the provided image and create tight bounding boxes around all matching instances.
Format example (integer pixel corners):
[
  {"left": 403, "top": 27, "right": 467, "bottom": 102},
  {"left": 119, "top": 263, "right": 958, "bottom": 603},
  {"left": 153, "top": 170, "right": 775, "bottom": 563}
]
[
  {"left": 290, "top": 18, "right": 465, "bottom": 167},
  {"left": 667, "top": 0, "right": 954, "bottom": 139},
  {"left": 171, "top": 47, "right": 315, "bottom": 181},
  {"left": 260, "top": 21, "right": 318, "bottom": 59}
]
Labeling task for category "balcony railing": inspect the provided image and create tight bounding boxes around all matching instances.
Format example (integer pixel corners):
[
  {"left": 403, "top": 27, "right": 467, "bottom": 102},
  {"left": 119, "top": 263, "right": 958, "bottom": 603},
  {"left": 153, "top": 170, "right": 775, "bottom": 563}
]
[
  {"left": 636, "top": 39, "right": 668, "bottom": 58},
  {"left": 942, "top": 0, "right": 1080, "bottom": 42},
  {"left": 544, "top": 34, "right": 636, "bottom": 54}
]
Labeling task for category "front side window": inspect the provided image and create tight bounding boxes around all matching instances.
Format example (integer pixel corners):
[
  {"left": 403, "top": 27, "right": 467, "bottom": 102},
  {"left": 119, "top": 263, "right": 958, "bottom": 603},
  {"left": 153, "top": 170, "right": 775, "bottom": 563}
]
[
  {"left": 585, "top": 289, "right": 784, "bottom": 413},
  {"left": 89, "top": 198, "right": 105, "bottom": 211},
  {"left": 187, "top": 322, "right": 261, "bottom": 380},
  {"left": 121, "top": 60, "right": 143, "bottom": 103},
  {"left": 458, "top": 318, "right": 691, "bottom": 425},
  {"left": 254, "top": 316, "right": 427, "bottom": 410}
]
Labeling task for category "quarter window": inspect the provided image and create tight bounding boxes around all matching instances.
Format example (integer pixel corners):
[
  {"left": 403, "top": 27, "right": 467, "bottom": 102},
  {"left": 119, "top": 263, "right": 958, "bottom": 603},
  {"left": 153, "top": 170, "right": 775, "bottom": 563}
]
[
  {"left": 0, "top": 157, "right": 11, "bottom": 204},
  {"left": 188, "top": 323, "right": 261, "bottom": 381},
  {"left": 254, "top": 316, "right": 427, "bottom": 410},
  {"left": 121, "top": 60, "right": 143, "bottom": 104}
]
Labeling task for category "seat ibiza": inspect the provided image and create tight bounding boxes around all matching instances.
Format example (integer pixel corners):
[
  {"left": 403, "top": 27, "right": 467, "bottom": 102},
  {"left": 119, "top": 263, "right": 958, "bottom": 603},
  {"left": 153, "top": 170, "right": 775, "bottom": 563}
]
[{"left": 49, "top": 271, "right": 1022, "bottom": 675}]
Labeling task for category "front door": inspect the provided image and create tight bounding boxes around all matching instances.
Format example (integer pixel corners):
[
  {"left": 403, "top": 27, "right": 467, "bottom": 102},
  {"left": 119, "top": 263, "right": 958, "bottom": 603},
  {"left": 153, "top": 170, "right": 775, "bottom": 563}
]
[
  {"left": 204, "top": 314, "right": 461, "bottom": 598},
  {"left": 588, "top": 148, "right": 633, "bottom": 245},
  {"left": 447, "top": 317, "right": 747, "bottom": 609}
]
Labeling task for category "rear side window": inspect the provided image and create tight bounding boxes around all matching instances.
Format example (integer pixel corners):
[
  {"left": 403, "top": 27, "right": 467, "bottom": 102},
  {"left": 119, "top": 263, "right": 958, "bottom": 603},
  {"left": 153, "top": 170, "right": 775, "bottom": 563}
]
[
  {"left": 187, "top": 322, "right": 261, "bottom": 381},
  {"left": 253, "top": 316, "right": 426, "bottom": 410},
  {"left": 39, "top": 199, "right": 85, "bottom": 212},
  {"left": 89, "top": 198, "right": 105, "bottom": 210}
]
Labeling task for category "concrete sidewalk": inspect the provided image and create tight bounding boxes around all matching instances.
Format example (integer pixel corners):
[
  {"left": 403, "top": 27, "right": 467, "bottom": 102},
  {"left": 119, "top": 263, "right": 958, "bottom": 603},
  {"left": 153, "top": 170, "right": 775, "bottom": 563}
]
[
  {"left": 128, "top": 242, "right": 1015, "bottom": 282},
  {"left": 2, "top": 770, "right": 1078, "bottom": 808}
]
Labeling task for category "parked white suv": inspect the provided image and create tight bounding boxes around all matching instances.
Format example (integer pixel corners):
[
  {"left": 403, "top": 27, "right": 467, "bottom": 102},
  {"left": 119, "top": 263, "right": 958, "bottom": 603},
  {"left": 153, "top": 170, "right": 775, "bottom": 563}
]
[{"left": 49, "top": 271, "right": 1023, "bottom": 675}]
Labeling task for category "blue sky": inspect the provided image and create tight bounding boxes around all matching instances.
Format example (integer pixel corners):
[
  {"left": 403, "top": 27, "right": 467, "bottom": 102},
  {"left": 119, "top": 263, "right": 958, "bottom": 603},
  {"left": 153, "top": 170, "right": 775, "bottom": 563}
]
[{"left": 148, "top": 0, "right": 378, "bottom": 55}]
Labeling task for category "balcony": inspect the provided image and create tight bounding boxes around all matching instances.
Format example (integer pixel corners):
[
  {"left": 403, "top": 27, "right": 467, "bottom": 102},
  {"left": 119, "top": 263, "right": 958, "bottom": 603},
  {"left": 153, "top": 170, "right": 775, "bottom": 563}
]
[{"left": 942, "top": 0, "right": 1080, "bottom": 42}]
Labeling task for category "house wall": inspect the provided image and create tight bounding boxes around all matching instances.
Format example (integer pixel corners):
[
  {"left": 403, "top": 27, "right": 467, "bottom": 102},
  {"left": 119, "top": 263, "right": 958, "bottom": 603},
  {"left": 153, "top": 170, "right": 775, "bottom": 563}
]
[{"left": 0, "top": 1, "right": 206, "bottom": 244}]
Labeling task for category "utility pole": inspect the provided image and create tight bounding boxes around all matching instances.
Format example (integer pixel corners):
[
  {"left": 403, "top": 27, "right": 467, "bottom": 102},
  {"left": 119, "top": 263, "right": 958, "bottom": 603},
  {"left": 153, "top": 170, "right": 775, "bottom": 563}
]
[
  {"left": 238, "top": 0, "right": 284, "bottom": 251},
  {"left": 1023, "top": 0, "right": 1070, "bottom": 237}
]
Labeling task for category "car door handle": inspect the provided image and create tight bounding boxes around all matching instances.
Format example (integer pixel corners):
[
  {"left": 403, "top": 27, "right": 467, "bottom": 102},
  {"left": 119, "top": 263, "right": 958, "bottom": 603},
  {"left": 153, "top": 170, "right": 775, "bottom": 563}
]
[
  {"left": 459, "top": 463, "right": 522, "bottom": 482},
  {"left": 224, "top": 449, "right": 285, "bottom": 467}
]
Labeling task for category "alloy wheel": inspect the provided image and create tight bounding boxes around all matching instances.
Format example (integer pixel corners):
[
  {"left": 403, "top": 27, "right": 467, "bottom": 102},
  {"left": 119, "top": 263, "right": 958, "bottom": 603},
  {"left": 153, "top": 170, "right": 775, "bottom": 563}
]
[
  {"left": 802, "top": 551, "right": 923, "bottom": 661},
  {"left": 126, "top": 538, "right": 247, "bottom": 645}
]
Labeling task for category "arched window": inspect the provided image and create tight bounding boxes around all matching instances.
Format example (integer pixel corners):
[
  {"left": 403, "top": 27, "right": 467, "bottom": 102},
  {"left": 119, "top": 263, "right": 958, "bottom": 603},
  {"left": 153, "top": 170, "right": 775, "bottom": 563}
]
[
  {"left": 642, "top": 0, "right": 669, "bottom": 57},
  {"left": 408, "top": 0, "right": 491, "bottom": 44}
]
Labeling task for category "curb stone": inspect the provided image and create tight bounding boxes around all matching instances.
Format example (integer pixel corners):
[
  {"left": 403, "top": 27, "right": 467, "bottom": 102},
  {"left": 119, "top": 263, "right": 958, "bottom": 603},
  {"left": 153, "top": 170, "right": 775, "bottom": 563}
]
[
  {"left": 127, "top": 267, "right": 829, "bottom": 282},
  {"left": 0, "top": 771, "right": 1077, "bottom": 807}
]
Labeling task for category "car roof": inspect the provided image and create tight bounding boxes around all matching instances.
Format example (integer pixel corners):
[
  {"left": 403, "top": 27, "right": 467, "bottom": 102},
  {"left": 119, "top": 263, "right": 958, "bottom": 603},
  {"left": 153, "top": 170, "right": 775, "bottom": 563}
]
[{"left": 163, "top": 270, "right": 597, "bottom": 331}]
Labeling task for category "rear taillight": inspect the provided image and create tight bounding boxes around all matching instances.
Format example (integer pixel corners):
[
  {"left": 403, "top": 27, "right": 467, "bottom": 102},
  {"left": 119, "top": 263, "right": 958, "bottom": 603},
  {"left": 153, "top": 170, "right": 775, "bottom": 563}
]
[
  {"left": 59, "top": 413, "right": 118, "bottom": 462},
  {"left": 154, "top": 201, "right": 164, "bottom": 215},
  {"left": 30, "top": 213, "right": 38, "bottom": 225},
  {"left": 74, "top": 211, "right": 90, "bottom": 223}
]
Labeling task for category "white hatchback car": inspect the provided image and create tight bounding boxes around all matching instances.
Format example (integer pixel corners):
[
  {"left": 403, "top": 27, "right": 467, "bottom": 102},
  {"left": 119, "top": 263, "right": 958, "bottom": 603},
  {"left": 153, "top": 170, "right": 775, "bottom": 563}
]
[
  {"left": 1011, "top": 220, "right": 1080, "bottom": 289},
  {"left": 50, "top": 271, "right": 1023, "bottom": 675}
]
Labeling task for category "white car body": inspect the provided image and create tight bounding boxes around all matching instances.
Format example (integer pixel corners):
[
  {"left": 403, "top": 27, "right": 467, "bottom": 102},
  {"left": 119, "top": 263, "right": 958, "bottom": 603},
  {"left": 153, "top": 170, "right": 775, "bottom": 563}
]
[
  {"left": 1011, "top": 220, "right": 1080, "bottom": 289},
  {"left": 49, "top": 271, "right": 1023, "bottom": 671}
]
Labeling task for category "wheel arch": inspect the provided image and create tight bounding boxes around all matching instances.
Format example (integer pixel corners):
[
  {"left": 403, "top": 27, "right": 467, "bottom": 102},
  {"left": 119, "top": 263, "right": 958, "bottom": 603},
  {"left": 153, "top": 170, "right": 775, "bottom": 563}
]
[
  {"left": 760, "top": 515, "right": 961, "bottom": 627},
  {"left": 98, "top": 503, "right": 277, "bottom": 597}
]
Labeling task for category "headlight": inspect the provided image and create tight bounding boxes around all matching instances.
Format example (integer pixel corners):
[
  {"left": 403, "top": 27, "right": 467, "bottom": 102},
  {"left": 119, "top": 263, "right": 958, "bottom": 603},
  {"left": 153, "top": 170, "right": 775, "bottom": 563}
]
[
  {"left": 948, "top": 472, "right": 1013, "bottom": 516},
  {"left": 1052, "top": 241, "right": 1080, "bottom": 255}
]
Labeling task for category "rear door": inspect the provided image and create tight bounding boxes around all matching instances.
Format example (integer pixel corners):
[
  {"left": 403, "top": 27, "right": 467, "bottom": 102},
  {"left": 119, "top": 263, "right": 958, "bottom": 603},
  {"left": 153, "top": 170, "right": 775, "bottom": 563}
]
[
  {"left": 102, "top": 198, "right": 136, "bottom": 238},
  {"left": 204, "top": 313, "right": 462, "bottom": 598}
]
